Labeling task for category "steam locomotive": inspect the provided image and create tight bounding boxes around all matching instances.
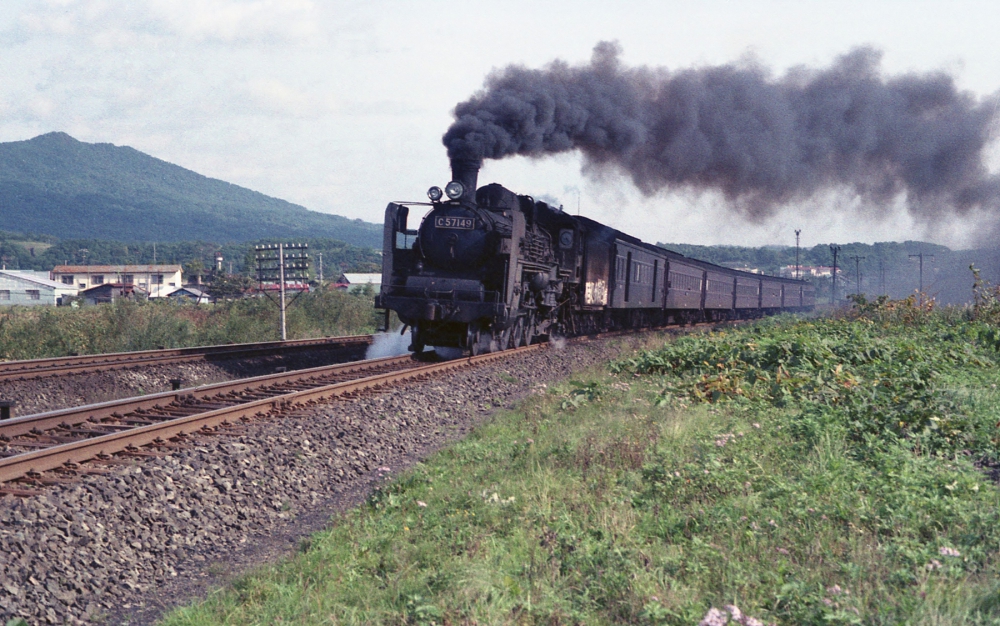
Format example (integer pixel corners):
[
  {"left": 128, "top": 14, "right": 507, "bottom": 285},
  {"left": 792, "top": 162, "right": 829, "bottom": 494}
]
[{"left": 375, "top": 159, "right": 814, "bottom": 354}]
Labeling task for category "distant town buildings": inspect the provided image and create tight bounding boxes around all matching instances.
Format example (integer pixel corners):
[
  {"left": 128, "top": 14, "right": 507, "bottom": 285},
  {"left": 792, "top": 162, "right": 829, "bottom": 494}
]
[
  {"left": 50, "top": 264, "right": 183, "bottom": 298},
  {"left": 778, "top": 265, "right": 839, "bottom": 279},
  {"left": 336, "top": 273, "right": 382, "bottom": 293},
  {"left": 165, "top": 286, "right": 213, "bottom": 304},
  {"left": 0, "top": 270, "right": 78, "bottom": 306},
  {"left": 720, "top": 263, "right": 763, "bottom": 275},
  {"left": 78, "top": 283, "right": 146, "bottom": 305}
]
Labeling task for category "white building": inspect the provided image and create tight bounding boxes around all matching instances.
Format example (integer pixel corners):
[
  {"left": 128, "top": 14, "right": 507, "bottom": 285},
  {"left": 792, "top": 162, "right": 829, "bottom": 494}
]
[
  {"left": 51, "top": 265, "right": 183, "bottom": 298},
  {"left": 0, "top": 270, "right": 78, "bottom": 306},
  {"left": 337, "top": 273, "right": 382, "bottom": 293},
  {"left": 779, "top": 265, "right": 838, "bottom": 279}
]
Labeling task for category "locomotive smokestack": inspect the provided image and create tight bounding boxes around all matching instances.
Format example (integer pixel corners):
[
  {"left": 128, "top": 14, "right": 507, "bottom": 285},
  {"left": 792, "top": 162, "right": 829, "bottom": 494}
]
[{"left": 450, "top": 158, "right": 481, "bottom": 203}]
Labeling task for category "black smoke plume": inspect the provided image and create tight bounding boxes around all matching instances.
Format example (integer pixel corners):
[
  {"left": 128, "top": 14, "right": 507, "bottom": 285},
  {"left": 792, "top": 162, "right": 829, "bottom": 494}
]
[{"left": 444, "top": 42, "right": 1000, "bottom": 221}]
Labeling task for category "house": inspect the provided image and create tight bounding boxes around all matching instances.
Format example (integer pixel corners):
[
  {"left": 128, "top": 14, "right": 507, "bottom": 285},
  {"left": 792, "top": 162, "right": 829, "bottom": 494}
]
[
  {"left": 778, "top": 265, "right": 839, "bottom": 279},
  {"left": 165, "top": 286, "right": 213, "bottom": 304},
  {"left": 0, "top": 270, "right": 78, "bottom": 306},
  {"left": 78, "top": 283, "right": 146, "bottom": 305},
  {"left": 336, "top": 273, "right": 382, "bottom": 293},
  {"left": 720, "top": 263, "right": 763, "bottom": 275},
  {"left": 51, "top": 265, "right": 183, "bottom": 298}
]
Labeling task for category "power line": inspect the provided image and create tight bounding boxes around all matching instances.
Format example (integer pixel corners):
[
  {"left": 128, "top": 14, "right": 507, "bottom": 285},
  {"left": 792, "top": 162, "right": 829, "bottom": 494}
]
[
  {"left": 908, "top": 251, "right": 934, "bottom": 305},
  {"left": 794, "top": 229, "right": 801, "bottom": 280},
  {"left": 829, "top": 245, "right": 841, "bottom": 305},
  {"left": 849, "top": 255, "right": 866, "bottom": 295}
]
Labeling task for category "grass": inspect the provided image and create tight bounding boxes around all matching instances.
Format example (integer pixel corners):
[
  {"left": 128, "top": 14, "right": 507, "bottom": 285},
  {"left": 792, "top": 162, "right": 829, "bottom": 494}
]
[
  {"left": 161, "top": 305, "right": 1000, "bottom": 625},
  {"left": 0, "top": 288, "right": 381, "bottom": 361}
]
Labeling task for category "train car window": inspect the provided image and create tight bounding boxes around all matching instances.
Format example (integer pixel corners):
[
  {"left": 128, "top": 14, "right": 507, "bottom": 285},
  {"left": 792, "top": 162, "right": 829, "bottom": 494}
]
[
  {"left": 671, "top": 272, "right": 701, "bottom": 292},
  {"left": 624, "top": 252, "right": 632, "bottom": 302},
  {"left": 651, "top": 260, "right": 658, "bottom": 300}
]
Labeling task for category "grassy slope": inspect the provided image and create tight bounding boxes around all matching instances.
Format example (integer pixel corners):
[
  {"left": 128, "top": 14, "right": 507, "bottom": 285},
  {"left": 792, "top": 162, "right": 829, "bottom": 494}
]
[{"left": 162, "top": 309, "right": 1000, "bottom": 625}]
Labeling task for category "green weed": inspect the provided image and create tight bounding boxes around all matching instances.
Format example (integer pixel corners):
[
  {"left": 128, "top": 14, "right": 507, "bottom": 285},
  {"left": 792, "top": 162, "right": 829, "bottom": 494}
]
[
  {"left": 0, "top": 289, "right": 380, "bottom": 361},
  {"left": 160, "top": 313, "right": 1000, "bottom": 625}
]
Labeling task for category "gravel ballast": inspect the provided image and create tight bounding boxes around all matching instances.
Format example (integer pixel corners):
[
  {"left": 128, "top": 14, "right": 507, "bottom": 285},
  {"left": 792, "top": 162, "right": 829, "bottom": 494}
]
[{"left": 0, "top": 336, "right": 639, "bottom": 625}]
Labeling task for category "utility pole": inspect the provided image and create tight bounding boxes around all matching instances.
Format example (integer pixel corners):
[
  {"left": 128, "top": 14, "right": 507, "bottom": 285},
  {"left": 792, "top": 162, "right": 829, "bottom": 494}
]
[
  {"left": 794, "top": 229, "right": 801, "bottom": 280},
  {"left": 318, "top": 252, "right": 323, "bottom": 285},
  {"left": 255, "top": 243, "right": 309, "bottom": 341},
  {"left": 278, "top": 243, "right": 287, "bottom": 340},
  {"left": 829, "top": 245, "right": 841, "bottom": 305},
  {"left": 908, "top": 251, "right": 934, "bottom": 305},
  {"left": 849, "top": 255, "right": 866, "bottom": 296}
]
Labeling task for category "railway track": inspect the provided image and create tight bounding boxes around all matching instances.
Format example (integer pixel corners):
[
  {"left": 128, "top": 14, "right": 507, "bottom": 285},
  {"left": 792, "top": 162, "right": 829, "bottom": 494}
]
[
  {"left": 0, "top": 344, "right": 545, "bottom": 489},
  {"left": 0, "top": 335, "right": 373, "bottom": 382}
]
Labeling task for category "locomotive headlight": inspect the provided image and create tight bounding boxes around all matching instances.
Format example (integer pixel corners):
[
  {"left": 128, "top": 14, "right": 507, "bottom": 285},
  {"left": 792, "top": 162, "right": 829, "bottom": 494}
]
[
  {"left": 427, "top": 186, "right": 443, "bottom": 202},
  {"left": 444, "top": 181, "right": 465, "bottom": 199}
]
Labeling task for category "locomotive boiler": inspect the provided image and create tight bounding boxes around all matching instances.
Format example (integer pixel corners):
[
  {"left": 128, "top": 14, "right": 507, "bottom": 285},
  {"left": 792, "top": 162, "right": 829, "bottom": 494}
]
[{"left": 375, "top": 159, "right": 813, "bottom": 354}]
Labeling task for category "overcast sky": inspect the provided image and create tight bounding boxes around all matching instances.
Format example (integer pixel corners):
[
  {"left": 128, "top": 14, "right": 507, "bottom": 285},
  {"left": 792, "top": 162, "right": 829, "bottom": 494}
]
[{"left": 1, "top": 0, "right": 998, "bottom": 249}]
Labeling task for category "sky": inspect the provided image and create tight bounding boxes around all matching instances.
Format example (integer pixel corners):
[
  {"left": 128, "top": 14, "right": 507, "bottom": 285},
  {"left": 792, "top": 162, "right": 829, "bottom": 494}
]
[{"left": 1, "top": 0, "right": 998, "bottom": 250}]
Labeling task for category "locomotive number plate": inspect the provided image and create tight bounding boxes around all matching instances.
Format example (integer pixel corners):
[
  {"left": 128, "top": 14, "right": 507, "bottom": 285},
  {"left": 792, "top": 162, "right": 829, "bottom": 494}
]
[{"left": 435, "top": 216, "right": 475, "bottom": 230}]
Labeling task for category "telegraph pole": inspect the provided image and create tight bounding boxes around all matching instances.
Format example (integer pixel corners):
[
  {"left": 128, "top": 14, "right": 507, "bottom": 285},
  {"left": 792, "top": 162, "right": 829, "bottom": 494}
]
[
  {"left": 278, "top": 243, "right": 287, "bottom": 340},
  {"left": 830, "top": 245, "right": 841, "bottom": 305},
  {"left": 794, "top": 229, "right": 801, "bottom": 279},
  {"left": 318, "top": 252, "right": 324, "bottom": 285},
  {"left": 908, "top": 251, "right": 934, "bottom": 305},
  {"left": 849, "top": 255, "right": 866, "bottom": 296},
  {"left": 255, "top": 243, "right": 309, "bottom": 341}
]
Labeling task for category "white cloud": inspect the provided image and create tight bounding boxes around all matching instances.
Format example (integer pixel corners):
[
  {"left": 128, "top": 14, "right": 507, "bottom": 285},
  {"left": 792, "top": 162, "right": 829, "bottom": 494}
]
[
  {"left": 143, "top": 0, "right": 319, "bottom": 44},
  {"left": 0, "top": 0, "right": 998, "bottom": 248},
  {"left": 11, "top": 0, "right": 319, "bottom": 46},
  {"left": 243, "top": 78, "right": 333, "bottom": 117}
]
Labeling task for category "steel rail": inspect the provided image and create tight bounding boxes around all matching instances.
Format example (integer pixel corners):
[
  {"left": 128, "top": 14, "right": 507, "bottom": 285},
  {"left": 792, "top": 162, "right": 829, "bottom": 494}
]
[
  {"left": 0, "top": 344, "right": 544, "bottom": 483},
  {"left": 0, "top": 335, "right": 373, "bottom": 382},
  {"left": 0, "top": 353, "right": 413, "bottom": 439}
]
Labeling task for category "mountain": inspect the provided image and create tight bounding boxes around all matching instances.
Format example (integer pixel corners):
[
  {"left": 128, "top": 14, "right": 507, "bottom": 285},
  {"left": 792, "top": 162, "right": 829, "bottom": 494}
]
[{"left": 0, "top": 133, "right": 382, "bottom": 247}]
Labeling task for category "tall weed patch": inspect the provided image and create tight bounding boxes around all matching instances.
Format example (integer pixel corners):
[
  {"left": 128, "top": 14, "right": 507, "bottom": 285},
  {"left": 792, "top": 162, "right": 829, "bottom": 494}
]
[
  {"left": 0, "top": 290, "right": 380, "bottom": 360},
  {"left": 614, "top": 304, "right": 1000, "bottom": 623},
  {"left": 163, "top": 309, "right": 1000, "bottom": 626}
]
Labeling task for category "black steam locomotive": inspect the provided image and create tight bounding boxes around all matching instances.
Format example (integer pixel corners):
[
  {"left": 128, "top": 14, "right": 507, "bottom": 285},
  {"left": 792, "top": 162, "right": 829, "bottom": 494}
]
[{"left": 375, "top": 159, "right": 814, "bottom": 354}]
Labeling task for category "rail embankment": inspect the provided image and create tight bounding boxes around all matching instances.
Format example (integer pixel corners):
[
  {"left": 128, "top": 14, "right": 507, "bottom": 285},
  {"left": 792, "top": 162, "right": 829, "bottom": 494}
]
[{"left": 160, "top": 300, "right": 1000, "bottom": 625}]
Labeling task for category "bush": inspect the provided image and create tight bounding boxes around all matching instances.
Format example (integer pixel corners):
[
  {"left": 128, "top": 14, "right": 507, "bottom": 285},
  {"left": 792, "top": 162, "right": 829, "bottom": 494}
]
[{"left": 0, "top": 289, "right": 381, "bottom": 361}]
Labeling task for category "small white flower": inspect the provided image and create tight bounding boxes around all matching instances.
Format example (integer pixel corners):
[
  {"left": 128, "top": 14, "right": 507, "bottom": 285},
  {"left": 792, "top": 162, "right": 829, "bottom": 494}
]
[
  {"left": 939, "top": 546, "right": 961, "bottom": 557},
  {"left": 416, "top": 501, "right": 427, "bottom": 508},
  {"left": 698, "top": 607, "right": 728, "bottom": 626}
]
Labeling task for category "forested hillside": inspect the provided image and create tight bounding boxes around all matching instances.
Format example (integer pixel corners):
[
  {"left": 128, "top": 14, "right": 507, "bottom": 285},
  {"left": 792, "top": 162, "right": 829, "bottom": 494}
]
[
  {"left": 0, "top": 232, "right": 381, "bottom": 276},
  {"left": 0, "top": 133, "right": 381, "bottom": 247}
]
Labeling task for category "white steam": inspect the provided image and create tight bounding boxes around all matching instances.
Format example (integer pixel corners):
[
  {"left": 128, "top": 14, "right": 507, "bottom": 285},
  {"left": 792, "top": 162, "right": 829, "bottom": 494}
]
[{"left": 365, "top": 328, "right": 413, "bottom": 359}]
